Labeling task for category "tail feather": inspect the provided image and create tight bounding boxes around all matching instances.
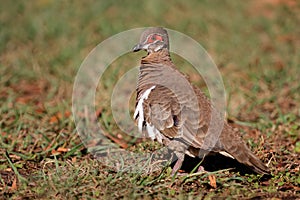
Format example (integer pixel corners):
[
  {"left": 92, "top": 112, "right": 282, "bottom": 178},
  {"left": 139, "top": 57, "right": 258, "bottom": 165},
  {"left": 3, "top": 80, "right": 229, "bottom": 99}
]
[
  {"left": 234, "top": 145, "right": 270, "bottom": 174},
  {"left": 221, "top": 125, "right": 270, "bottom": 175}
]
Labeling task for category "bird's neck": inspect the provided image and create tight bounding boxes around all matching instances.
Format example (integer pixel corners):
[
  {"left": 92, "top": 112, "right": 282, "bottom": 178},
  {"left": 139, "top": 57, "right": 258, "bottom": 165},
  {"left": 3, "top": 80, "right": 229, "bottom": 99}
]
[
  {"left": 137, "top": 49, "right": 174, "bottom": 95},
  {"left": 141, "top": 48, "right": 172, "bottom": 65}
]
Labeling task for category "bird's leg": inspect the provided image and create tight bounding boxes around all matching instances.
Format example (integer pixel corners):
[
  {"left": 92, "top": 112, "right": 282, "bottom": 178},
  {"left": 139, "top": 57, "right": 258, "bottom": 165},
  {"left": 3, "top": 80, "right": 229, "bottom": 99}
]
[
  {"left": 195, "top": 150, "right": 207, "bottom": 173},
  {"left": 167, "top": 139, "right": 188, "bottom": 176},
  {"left": 171, "top": 151, "right": 185, "bottom": 175}
]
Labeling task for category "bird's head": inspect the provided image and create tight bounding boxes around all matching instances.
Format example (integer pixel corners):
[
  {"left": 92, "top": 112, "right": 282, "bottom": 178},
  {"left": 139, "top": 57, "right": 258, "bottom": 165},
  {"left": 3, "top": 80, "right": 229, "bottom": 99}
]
[{"left": 133, "top": 27, "right": 169, "bottom": 53}]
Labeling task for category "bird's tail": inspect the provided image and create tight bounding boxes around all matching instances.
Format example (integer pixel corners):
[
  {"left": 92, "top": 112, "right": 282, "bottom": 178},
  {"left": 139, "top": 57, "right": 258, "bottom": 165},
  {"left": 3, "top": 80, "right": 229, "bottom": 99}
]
[{"left": 221, "top": 125, "right": 270, "bottom": 175}]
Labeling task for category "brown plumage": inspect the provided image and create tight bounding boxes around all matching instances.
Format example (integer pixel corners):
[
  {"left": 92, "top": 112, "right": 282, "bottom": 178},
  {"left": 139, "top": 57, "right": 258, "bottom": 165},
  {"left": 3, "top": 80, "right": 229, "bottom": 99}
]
[{"left": 133, "top": 27, "right": 269, "bottom": 175}]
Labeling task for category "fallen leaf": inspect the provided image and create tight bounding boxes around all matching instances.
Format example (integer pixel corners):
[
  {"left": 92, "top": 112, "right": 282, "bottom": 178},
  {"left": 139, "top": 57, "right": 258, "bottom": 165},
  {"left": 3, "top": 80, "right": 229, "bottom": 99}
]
[
  {"left": 102, "top": 131, "right": 128, "bottom": 149},
  {"left": 49, "top": 111, "right": 71, "bottom": 123},
  {"left": 51, "top": 149, "right": 61, "bottom": 155},
  {"left": 56, "top": 147, "right": 70, "bottom": 152},
  {"left": 72, "top": 157, "right": 77, "bottom": 163},
  {"left": 96, "top": 108, "right": 103, "bottom": 118},
  {"left": 49, "top": 115, "right": 59, "bottom": 123},
  {"left": 9, "top": 154, "right": 21, "bottom": 160},
  {"left": 10, "top": 176, "right": 17, "bottom": 191},
  {"left": 208, "top": 174, "right": 217, "bottom": 188},
  {"left": 64, "top": 111, "right": 71, "bottom": 118}
]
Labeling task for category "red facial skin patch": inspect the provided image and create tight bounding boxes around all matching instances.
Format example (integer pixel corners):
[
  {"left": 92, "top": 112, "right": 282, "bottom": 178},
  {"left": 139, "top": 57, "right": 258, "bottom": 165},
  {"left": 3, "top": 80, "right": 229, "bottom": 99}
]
[{"left": 147, "top": 34, "right": 163, "bottom": 43}]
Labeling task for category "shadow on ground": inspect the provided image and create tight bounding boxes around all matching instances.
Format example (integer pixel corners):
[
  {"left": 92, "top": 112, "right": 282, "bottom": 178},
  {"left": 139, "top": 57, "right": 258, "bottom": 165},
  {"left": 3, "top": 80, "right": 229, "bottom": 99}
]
[{"left": 173, "top": 153, "right": 272, "bottom": 178}]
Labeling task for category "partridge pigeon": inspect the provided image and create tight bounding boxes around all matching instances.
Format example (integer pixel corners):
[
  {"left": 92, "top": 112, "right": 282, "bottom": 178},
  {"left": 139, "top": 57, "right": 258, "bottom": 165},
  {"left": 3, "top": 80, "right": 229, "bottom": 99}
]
[{"left": 132, "top": 27, "right": 269, "bottom": 175}]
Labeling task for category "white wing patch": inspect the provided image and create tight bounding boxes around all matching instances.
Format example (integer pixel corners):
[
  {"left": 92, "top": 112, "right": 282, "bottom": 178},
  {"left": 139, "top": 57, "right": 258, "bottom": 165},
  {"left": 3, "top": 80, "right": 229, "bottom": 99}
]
[
  {"left": 146, "top": 122, "right": 163, "bottom": 143},
  {"left": 185, "top": 150, "right": 196, "bottom": 158},
  {"left": 219, "top": 151, "right": 235, "bottom": 159},
  {"left": 134, "top": 85, "right": 156, "bottom": 132}
]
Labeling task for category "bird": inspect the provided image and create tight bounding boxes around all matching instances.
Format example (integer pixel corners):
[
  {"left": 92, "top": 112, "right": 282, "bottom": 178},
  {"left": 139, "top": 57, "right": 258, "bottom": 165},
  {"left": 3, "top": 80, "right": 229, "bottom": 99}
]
[{"left": 132, "top": 27, "right": 270, "bottom": 175}]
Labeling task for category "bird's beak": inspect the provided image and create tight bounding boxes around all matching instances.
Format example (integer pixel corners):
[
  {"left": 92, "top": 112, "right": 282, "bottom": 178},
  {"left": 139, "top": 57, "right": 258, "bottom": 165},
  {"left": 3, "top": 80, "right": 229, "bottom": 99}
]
[{"left": 132, "top": 44, "right": 142, "bottom": 52}]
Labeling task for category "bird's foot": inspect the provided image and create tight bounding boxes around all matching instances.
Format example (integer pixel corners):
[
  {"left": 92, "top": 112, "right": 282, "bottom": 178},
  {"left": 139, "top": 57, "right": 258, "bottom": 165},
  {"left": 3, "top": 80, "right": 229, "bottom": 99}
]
[{"left": 197, "top": 165, "right": 206, "bottom": 173}]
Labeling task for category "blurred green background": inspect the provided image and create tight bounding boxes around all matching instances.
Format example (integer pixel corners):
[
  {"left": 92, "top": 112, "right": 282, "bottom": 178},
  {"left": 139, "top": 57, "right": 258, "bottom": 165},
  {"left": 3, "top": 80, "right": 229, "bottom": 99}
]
[{"left": 0, "top": 0, "right": 299, "bottom": 199}]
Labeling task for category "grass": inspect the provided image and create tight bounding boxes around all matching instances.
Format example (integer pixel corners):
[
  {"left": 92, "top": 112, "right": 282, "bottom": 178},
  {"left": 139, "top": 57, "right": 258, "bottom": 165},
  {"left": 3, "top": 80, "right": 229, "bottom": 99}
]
[{"left": 1, "top": 0, "right": 299, "bottom": 199}]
